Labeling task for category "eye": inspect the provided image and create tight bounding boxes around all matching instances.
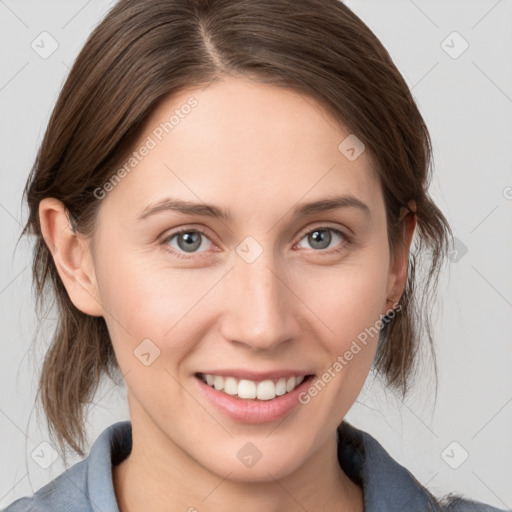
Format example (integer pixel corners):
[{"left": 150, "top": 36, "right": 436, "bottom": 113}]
[
  {"left": 161, "top": 225, "right": 350, "bottom": 259},
  {"left": 295, "top": 227, "right": 349, "bottom": 254},
  {"left": 161, "top": 228, "right": 214, "bottom": 258}
]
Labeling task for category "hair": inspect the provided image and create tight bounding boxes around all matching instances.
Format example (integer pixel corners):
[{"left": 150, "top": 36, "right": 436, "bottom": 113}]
[{"left": 20, "top": 0, "right": 452, "bottom": 467}]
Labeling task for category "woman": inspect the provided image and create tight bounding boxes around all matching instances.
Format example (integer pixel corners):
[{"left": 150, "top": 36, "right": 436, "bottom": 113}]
[{"left": 4, "top": 0, "right": 506, "bottom": 511}]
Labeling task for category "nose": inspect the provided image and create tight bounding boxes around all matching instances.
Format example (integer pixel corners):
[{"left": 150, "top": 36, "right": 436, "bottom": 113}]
[{"left": 219, "top": 252, "right": 300, "bottom": 352}]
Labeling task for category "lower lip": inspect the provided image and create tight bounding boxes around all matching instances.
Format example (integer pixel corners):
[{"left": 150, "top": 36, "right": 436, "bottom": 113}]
[{"left": 194, "top": 374, "right": 314, "bottom": 424}]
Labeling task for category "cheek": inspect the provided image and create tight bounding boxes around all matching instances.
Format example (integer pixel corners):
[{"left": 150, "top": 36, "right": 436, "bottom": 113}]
[
  {"left": 296, "top": 252, "right": 390, "bottom": 342},
  {"left": 293, "top": 252, "right": 389, "bottom": 407},
  {"left": 296, "top": 260, "right": 389, "bottom": 415},
  {"left": 95, "top": 251, "right": 222, "bottom": 353}
]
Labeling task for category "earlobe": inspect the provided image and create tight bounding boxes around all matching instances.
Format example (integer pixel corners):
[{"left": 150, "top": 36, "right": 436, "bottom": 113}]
[{"left": 38, "top": 198, "right": 104, "bottom": 317}]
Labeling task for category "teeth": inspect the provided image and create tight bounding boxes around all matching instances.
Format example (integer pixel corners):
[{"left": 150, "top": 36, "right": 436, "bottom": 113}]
[{"left": 200, "top": 374, "right": 306, "bottom": 400}]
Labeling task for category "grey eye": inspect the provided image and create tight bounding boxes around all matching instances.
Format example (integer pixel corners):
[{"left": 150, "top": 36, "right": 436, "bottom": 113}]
[
  {"left": 297, "top": 228, "right": 344, "bottom": 251},
  {"left": 167, "top": 230, "right": 212, "bottom": 253}
]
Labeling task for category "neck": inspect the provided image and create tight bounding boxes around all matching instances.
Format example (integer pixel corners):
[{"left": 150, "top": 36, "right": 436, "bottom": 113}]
[{"left": 113, "top": 406, "right": 363, "bottom": 512}]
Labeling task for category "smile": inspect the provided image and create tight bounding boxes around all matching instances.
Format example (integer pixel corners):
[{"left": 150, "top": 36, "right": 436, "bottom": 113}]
[{"left": 198, "top": 373, "right": 307, "bottom": 401}]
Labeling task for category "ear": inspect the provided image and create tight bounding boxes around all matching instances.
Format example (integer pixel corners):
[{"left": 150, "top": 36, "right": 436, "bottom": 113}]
[
  {"left": 384, "top": 200, "right": 417, "bottom": 311},
  {"left": 38, "top": 198, "right": 103, "bottom": 317}
]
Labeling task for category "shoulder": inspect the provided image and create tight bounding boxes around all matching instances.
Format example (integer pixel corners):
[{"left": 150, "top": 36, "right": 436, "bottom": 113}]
[
  {"left": 337, "top": 420, "right": 508, "bottom": 512},
  {"left": 1, "top": 459, "right": 90, "bottom": 511},
  {"left": 2, "top": 421, "right": 132, "bottom": 512}
]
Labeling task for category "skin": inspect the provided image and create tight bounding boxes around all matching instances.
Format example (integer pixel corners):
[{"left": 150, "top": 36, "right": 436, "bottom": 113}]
[{"left": 40, "top": 76, "right": 416, "bottom": 512}]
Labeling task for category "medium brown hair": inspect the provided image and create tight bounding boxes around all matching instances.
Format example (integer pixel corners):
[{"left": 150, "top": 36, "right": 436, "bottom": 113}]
[{"left": 21, "top": 0, "right": 452, "bottom": 461}]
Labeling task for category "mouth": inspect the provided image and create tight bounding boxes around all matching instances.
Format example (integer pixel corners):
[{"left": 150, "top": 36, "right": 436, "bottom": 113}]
[
  {"left": 195, "top": 372, "right": 315, "bottom": 401},
  {"left": 194, "top": 371, "right": 316, "bottom": 423}
]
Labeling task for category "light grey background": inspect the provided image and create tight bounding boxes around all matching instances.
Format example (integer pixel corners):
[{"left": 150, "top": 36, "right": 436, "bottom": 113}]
[{"left": 1, "top": 0, "right": 511, "bottom": 509}]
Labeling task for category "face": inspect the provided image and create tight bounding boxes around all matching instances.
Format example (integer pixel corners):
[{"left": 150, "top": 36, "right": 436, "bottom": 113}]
[{"left": 60, "top": 76, "right": 410, "bottom": 481}]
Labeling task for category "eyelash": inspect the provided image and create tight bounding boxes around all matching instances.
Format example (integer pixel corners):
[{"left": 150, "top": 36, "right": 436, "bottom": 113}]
[{"left": 160, "top": 225, "right": 352, "bottom": 260}]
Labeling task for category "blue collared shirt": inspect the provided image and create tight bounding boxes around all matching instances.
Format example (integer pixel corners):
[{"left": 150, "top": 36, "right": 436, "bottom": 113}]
[{"left": 3, "top": 420, "right": 508, "bottom": 511}]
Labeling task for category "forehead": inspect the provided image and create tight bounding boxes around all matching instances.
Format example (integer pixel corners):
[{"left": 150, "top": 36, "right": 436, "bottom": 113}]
[{"left": 99, "top": 76, "right": 382, "bottom": 223}]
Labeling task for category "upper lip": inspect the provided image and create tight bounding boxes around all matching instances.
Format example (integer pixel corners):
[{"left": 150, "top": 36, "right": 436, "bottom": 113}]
[{"left": 196, "top": 369, "right": 315, "bottom": 382}]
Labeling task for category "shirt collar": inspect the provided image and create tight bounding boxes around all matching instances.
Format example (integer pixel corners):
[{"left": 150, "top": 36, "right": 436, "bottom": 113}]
[
  {"left": 85, "top": 419, "right": 439, "bottom": 512},
  {"left": 86, "top": 420, "right": 131, "bottom": 512},
  {"left": 337, "top": 420, "right": 441, "bottom": 511}
]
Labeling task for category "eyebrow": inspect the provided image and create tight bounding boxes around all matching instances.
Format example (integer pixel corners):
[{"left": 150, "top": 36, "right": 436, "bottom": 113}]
[{"left": 136, "top": 194, "right": 371, "bottom": 222}]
